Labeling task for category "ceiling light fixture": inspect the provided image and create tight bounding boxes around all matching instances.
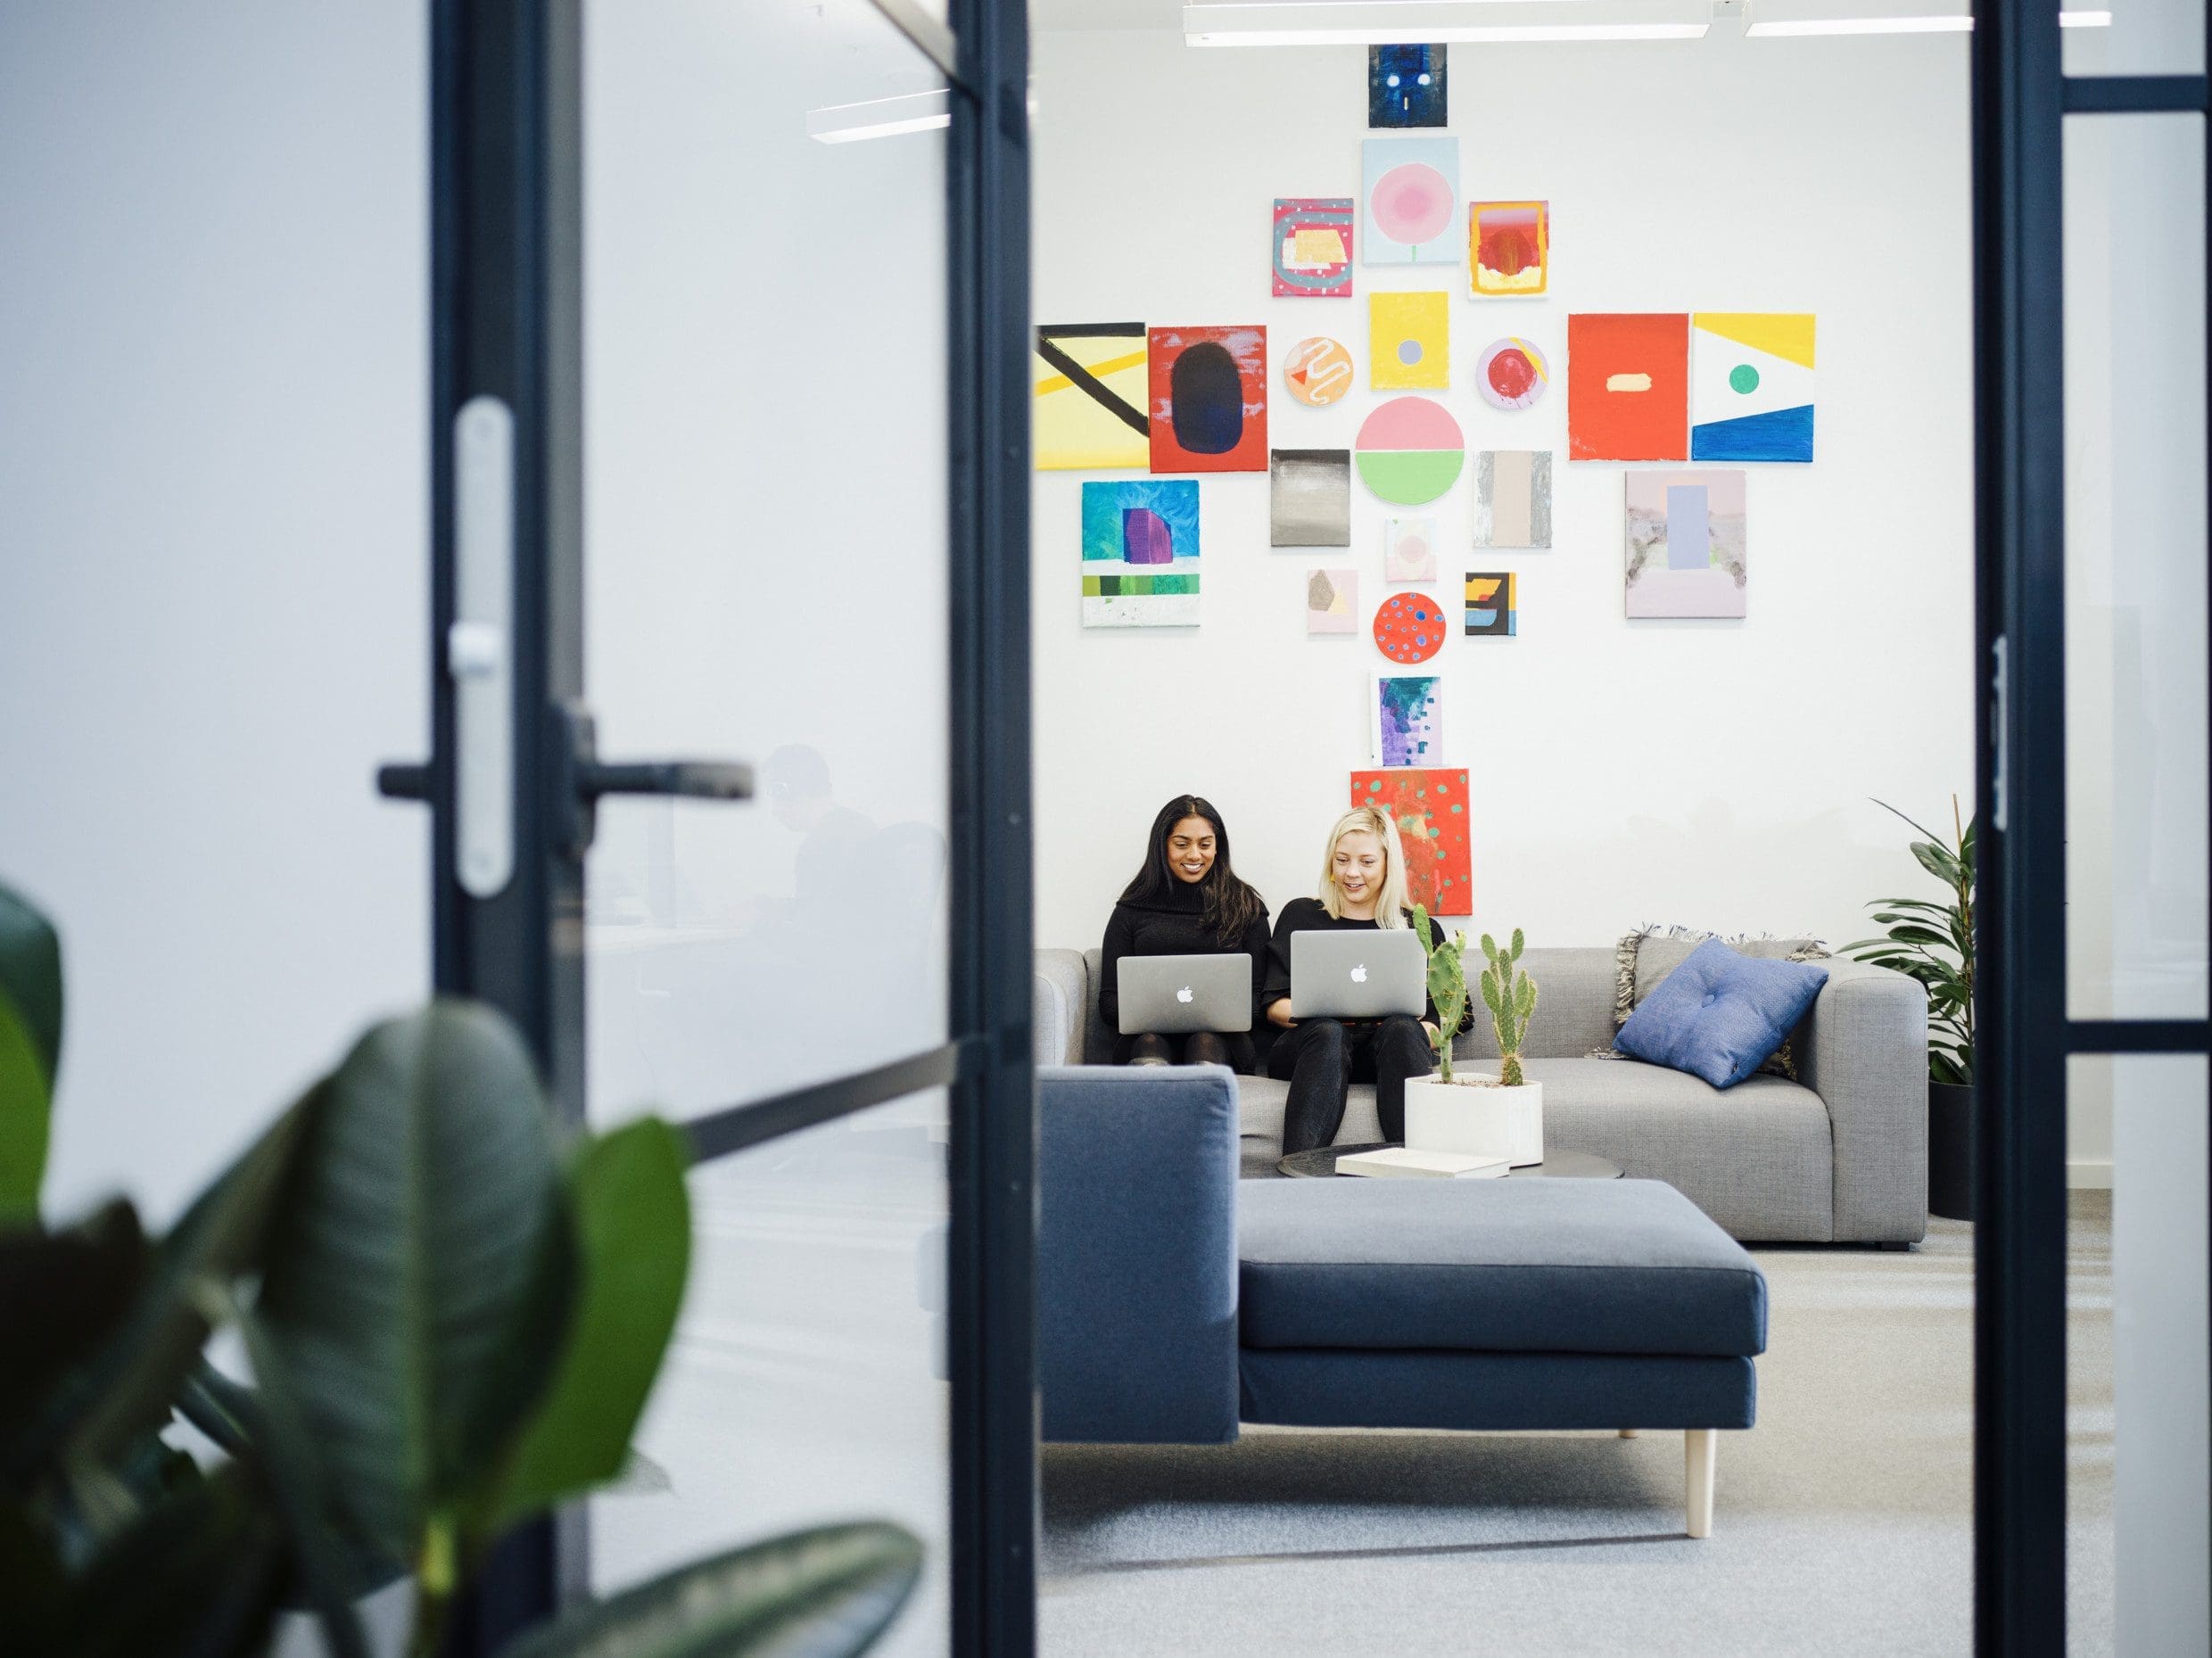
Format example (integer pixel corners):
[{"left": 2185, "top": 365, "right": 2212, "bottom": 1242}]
[
  {"left": 1744, "top": 2, "right": 2110, "bottom": 34},
  {"left": 1184, "top": 2, "right": 1710, "bottom": 45},
  {"left": 806, "top": 89, "right": 953, "bottom": 144}
]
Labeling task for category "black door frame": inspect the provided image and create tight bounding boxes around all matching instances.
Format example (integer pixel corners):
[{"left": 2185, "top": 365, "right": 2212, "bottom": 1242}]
[
  {"left": 404, "top": 0, "right": 1036, "bottom": 1651},
  {"left": 1970, "top": 6, "right": 2210, "bottom": 1652}
]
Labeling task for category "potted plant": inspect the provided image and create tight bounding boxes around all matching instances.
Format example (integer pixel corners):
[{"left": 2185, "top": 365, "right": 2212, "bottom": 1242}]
[
  {"left": 1845, "top": 797, "right": 1976, "bottom": 1220},
  {"left": 0, "top": 878, "right": 922, "bottom": 1658},
  {"left": 1402, "top": 910, "right": 1545, "bottom": 1167}
]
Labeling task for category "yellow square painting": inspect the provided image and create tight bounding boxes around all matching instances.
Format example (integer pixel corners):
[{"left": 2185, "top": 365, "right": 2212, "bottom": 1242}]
[
  {"left": 1369, "top": 292, "right": 1448, "bottom": 391},
  {"left": 1034, "top": 322, "right": 1151, "bottom": 470}
]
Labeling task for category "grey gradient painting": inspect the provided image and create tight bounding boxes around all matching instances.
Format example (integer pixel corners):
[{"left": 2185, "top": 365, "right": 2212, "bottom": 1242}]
[
  {"left": 1472, "top": 450, "right": 1553, "bottom": 549},
  {"left": 1270, "top": 448, "right": 1352, "bottom": 547}
]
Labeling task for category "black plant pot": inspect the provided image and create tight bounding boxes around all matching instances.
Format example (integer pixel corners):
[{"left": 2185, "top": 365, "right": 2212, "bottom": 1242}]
[{"left": 1928, "top": 1081, "right": 1976, "bottom": 1221}]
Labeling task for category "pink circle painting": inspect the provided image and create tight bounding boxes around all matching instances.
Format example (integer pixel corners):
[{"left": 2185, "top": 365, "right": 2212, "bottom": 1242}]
[
  {"left": 1477, "top": 337, "right": 1549, "bottom": 411},
  {"left": 1373, "top": 590, "right": 1449, "bottom": 664},
  {"left": 1370, "top": 162, "right": 1454, "bottom": 247}
]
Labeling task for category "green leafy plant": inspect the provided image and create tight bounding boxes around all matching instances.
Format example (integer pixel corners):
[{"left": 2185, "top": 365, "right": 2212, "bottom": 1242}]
[
  {"left": 1410, "top": 904, "right": 1469, "bottom": 1082},
  {"left": 1844, "top": 797, "right": 1976, "bottom": 1085},
  {"left": 1477, "top": 930, "right": 1539, "bottom": 1088},
  {"left": 0, "top": 878, "right": 922, "bottom": 1658}
]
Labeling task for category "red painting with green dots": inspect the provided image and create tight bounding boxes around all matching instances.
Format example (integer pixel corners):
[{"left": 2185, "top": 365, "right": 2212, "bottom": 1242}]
[{"left": 1349, "top": 768, "right": 1472, "bottom": 917}]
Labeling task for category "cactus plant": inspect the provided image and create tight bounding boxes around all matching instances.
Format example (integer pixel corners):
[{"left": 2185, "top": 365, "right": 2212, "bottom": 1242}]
[
  {"left": 1409, "top": 903, "right": 1468, "bottom": 1082},
  {"left": 1478, "top": 929, "right": 1539, "bottom": 1088}
]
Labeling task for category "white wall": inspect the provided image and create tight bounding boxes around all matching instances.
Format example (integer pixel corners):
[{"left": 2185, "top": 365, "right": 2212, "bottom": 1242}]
[
  {"left": 1028, "top": 28, "right": 1977, "bottom": 965},
  {"left": 0, "top": 3, "right": 430, "bottom": 1226}
]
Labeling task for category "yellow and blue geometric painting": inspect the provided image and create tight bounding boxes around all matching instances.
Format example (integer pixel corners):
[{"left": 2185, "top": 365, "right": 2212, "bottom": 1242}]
[
  {"left": 1082, "top": 479, "right": 1200, "bottom": 627},
  {"left": 1691, "top": 313, "right": 1815, "bottom": 463}
]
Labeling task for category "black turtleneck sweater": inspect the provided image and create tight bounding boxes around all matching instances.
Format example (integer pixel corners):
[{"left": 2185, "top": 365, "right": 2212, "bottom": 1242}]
[{"left": 1097, "top": 879, "right": 1272, "bottom": 1034}]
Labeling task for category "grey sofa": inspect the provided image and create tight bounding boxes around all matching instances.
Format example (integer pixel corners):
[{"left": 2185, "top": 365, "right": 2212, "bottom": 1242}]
[{"left": 1035, "top": 943, "right": 1929, "bottom": 1244}]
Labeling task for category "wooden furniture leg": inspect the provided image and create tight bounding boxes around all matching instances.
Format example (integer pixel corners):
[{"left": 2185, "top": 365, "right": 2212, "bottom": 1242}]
[
  {"left": 1619, "top": 1428, "right": 1638, "bottom": 1438},
  {"left": 1685, "top": 1428, "right": 1717, "bottom": 1538}
]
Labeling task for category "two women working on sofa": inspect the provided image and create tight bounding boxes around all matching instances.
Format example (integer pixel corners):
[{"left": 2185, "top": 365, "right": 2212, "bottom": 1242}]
[{"left": 1096, "top": 795, "right": 1454, "bottom": 1154}]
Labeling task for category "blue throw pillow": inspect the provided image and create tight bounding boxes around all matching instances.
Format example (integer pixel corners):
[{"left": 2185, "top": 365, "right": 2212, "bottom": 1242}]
[{"left": 1614, "top": 938, "right": 1829, "bottom": 1090}]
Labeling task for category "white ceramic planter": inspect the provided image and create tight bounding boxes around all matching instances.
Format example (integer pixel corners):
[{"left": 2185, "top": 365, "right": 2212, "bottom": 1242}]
[{"left": 1403, "top": 1075, "right": 1545, "bottom": 1167}]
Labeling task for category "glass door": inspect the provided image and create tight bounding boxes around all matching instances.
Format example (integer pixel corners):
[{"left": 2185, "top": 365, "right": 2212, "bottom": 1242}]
[{"left": 396, "top": 0, "right": 1036, "bottom": 1651}]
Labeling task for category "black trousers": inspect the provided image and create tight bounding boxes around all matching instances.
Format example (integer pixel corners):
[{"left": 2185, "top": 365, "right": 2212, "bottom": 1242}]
[
  {"left": 1112, "top": 1029, "right": 1259, "bottom": 1073},
  {"left": 1267, "top": 1015, "right": 1435, "bottom": 1154}
]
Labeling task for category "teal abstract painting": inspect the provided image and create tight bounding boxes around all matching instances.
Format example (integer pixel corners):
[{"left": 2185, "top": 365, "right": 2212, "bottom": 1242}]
[{"left": 1082, "top": 478, "right": 1200, "bottom": 627}]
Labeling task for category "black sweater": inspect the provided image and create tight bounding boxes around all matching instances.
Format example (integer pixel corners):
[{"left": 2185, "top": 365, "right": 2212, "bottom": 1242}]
[
  {"left": 1260, "top": 895, "right": 1447, "bottom": 1025},
  {"left": 1097, "top": 883, "right": 1272, "bottom": 1033}
]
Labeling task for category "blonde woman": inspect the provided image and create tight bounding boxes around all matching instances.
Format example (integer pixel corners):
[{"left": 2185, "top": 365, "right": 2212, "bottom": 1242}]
[{"left": 1260, "top": 805, "right": 1442, "bottom": 1153}]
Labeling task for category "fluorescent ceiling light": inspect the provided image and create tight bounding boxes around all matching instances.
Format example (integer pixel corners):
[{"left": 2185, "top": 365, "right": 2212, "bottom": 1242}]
[
  {"left": 2059, "top": 10, "right": 2115, "bottom": 22},
  {"left": 806, "top": 90, "right": 952, "bottom": 144},
  {"left": 1745, "top": 3, "right": 2110, "bottom": 33},
  {"left": 1184, "top": 1, "right": 1709, "bottom": 45}
]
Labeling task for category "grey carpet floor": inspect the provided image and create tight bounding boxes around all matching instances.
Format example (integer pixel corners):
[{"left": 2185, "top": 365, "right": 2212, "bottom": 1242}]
[{"left": 1042, "top": 1195, "right": 2116, "bottom": 1657}]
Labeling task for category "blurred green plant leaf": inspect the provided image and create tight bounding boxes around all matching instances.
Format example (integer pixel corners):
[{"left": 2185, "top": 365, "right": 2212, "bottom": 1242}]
[
  {"left": 0, "top": 884, "right": 62, "bottom": 1225},
  {"left": 0, "top": 1200, "right": 146, "bottom": 1448},
  {"left": 503, "top": 1522, "right": 923, "bottom": 1658},
  {"left": 475, "top": 1117, "right": 692, "bottom": 1539},
  {"left": 254, "top": 1002, "right": 575, "bottom": 1560}
]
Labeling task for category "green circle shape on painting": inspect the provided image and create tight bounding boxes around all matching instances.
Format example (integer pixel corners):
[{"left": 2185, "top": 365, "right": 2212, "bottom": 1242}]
[
  {"left": 1729, "top": 363, "right": 1761, "bottom": 394},
  {"left": 1356, "top": 449, "right": 1465, "bottom": 506}
]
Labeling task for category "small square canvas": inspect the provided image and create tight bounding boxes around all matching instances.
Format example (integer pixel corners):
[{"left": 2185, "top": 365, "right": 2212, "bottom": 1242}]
[
  {"left": 1308, "top": 567, "right": 1358, "bottom": 634},
  {"left": 1349, "top": 768, "right": 1472, "bottom": 915},
  {"left": 1470, "top": 202, "right": 1549, "bottom": 296},
  {"left": 1362, "top": 136, "right": 1460, "bottom": 266},
  {"left": 1691, "top": 313, "right": 1816, "bottom": 462},
  {"left": 1081, "top": 479, "right": 1199, "bottom": 627},
  {"left": 1270, "top": 449, "right": 1352, "bottom": 546},
  {"left": 1384, "top": 516, "right": 1439, "bottom": 582},
  {"left": 1369, "top": 291, "right": 1449, "bottom": 391},
  {"left": 1624, "top": 470, "right": 1747, "bottom": 618},
  {"left": 1273, "top": 198, "right": 1354, "bottom": 298},
  {"left": 1472, "top": 451, "right": 1552, "bottom": 549},
  {"left": 1464, "top": 572, "right": 1518, "bottom": 637},
  {"left": 1368, "top": 44, "right": 1447, "bottom": 128},
  {"left": 1034, "top": 323, "right": 1149, "bottom": 470},
  {"left": 1149, "top": 326, "right": 1268, "bottom": 473},
  {"left": 1373, "top": 673, "right": 1442, "bottom": 766}
]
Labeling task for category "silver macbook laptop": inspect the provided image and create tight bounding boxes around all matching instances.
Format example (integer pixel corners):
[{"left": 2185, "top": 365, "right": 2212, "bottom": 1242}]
[
  {"left": 1289, "top": 928, "right": 1426, "bottom": 1019},
  {"left": 1117, "top": 953, "right": 1253, "bottom": 1035}
]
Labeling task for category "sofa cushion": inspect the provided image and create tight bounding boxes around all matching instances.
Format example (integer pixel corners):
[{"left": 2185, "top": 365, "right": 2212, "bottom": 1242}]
[
  {"left": 1615, "top": 939, "right": 1829, "bottom": 1089},
  {"left": 1237, "top": 1177, "right": 1767, "bottom": 1357}
]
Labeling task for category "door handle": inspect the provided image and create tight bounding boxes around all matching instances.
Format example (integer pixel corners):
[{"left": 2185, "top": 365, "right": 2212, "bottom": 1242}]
[{"left": 555, "top": 702, "right": 751, "bottom": 858}]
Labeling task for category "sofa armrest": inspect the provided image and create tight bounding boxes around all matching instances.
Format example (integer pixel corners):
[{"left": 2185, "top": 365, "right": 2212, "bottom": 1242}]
[
  {"left": 1795, "top": 958, "right": 1929, "bottom": 1242},
  {"left": 1037, "top": 1064, "right": 1241, "bottom": 1443},
  {"left": 1034, "top": 949, "right": 1090, "bottom": 1067}
]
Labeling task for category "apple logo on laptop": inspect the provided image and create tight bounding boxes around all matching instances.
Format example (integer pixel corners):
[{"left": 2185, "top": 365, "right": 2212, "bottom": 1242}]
[
  {"left": 1350, "top": 963, "right": 1368, "bottom": 983},
  {"left": 1176, "top": 986, "right": 1193, "bottom": 1003}
]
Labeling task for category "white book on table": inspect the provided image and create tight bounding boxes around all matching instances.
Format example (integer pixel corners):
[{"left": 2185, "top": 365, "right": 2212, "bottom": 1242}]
[{"left": 1337, "top": 1147, "right": 1510, "bottom": 1180}]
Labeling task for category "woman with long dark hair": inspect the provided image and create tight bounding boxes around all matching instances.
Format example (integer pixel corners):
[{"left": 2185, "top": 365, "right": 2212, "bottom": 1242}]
[{"left": 1098, "top": 795, "right": 1272, "bottom": 1069}]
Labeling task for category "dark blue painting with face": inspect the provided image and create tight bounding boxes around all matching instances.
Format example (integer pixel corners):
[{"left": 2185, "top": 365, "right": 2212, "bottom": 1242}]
[{"left": 1368, "top": 44, "right": 1447, "bottom": 128}]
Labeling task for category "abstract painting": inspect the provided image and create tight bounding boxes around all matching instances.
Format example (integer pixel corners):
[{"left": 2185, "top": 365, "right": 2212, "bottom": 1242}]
[
  {"left": 1474, "top": 336, "right": 1548, "bottom": 410},
  {"left": 1369, "top": 44, "right": 1447, "bottom": 128},
  {"left": 1270, "top": 449, "right": 1352, "bottom": 546},
  {"left": 1385, "top": 516, "right": 1439, "bottom": 581},
  {"left": 1369, "top": 291, "right": 1449, "bottom": 391},
  {"left": 1472, "top": 450, "right": 1552, "bottom": 549},
  {"left": 1355, "top": 396, "right": 1465, "bottom": 506},
  {"left": 1308, "top": 567, "right": 1358, "bottom": 634},
  {"left": 1470, "top": 202, "right": 1548, "bottom": 296},
  {"left": 1362, "top": 136, "right": 1460, "bottom": 266},
  {"left": 1373, "top": 673, "right": 1442, "bottom": 766},
  {"left": 1081, "top": 479, "right": 1200, "bottom": 627},
  {"left": 1149, "top": 326, "right": 1267, "bottom": 473},
  {"left": 1624, "top": 470, "right": 1747, "bottom": 619},
  {"left": 1273, "top": 198, "right": 1355, "bottom": 298},
  {"left": 1464, "top": 572, "right": 1518, "bottom": 637},
  {"left": 1692, "top": 313, "right": 1816, "bottom": 462},
  {"left": 1034, "top": 322, "right": 1149, "bottom": 470},
  {"left": 1283, "top": 335, "right": 1354, "bottom": 407},
  {"left": 1567, "top": 313, "right": 1689, "bottom": 461},
  {"left": 1373, "top": 590, "right": 1449, "bottom": 664},
  {"left": 1349, "top": 768, "right": 1472, "bottom": 915}
]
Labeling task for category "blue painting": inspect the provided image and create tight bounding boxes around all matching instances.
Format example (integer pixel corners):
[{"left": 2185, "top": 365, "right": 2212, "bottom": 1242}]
[
  {"left": 1369, "top": 45, "right": 1447, "bottom": 128},
  {"left": 1081, "top": 479, "right": 1200, "bottom": 627}
]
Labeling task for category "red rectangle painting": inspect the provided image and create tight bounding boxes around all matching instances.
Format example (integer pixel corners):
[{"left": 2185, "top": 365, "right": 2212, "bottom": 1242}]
[
  {"left": 1567, "top": 313, "right": 1688, "bottom": 462},
  {"left": 1149, "top": 326, "right": 1268, "bottom": 473},
  {"left": 1349, "top": 767, "right": 1472, "bottom": 916}
]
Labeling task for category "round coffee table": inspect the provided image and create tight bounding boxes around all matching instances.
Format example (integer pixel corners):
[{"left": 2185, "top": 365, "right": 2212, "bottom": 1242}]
[{"left": 1276, "top": 1142, "right": 1623, "bottom": 1180}]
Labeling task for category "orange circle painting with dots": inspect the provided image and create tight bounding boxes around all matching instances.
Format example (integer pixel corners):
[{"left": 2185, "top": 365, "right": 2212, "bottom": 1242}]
[
  {"left": 1349, "top": 767, "right": 1472, "bottom": 917},
  {"left": 1372, "top": 591, "right": 1448, "bottom": 664}
]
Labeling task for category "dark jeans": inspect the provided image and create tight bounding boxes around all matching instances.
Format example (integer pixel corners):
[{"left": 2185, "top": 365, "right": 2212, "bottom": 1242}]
[
  {"left": 1113, "top": 1029, "right": 1258, "bottom": 1073},
  {"left": 1267, "top": 1015, "right": 1435, "bottom": 1153}
]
